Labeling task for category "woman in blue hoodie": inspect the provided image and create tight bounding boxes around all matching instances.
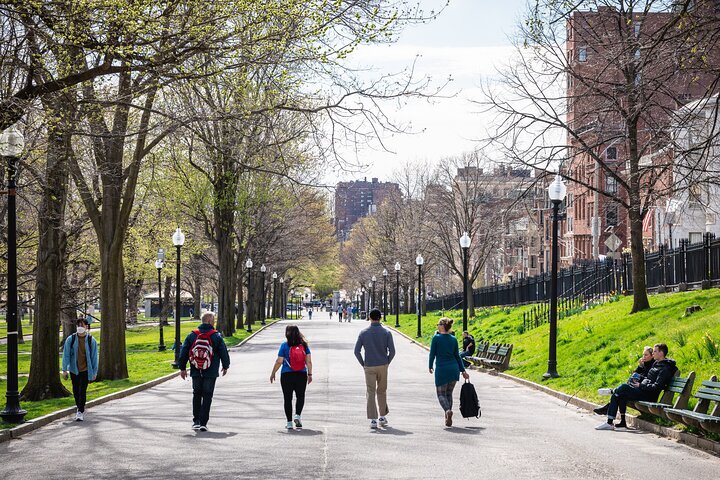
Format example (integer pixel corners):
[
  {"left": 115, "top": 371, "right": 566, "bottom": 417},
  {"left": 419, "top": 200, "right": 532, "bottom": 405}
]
[
  {"left": 429, "top": 317, "right": 469, "bottom": 427},
  {"left": 61, "top": 318, "right": 99, "bottom": 421}
]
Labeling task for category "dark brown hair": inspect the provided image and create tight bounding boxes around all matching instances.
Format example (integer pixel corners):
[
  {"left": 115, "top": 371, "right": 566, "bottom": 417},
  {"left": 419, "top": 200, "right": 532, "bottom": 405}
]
[{"left": 285, "top": 325, "right": 308, "bottom": 348}]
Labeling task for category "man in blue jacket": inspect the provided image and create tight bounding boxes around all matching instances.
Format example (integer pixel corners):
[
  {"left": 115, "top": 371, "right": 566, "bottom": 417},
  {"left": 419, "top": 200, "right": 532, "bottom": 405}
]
[
  {"left": 61, "top": 318, "right": 99, "bottom": 421},
  {"left": 178, "top": 312, "right": 230, "bottom": 431}
]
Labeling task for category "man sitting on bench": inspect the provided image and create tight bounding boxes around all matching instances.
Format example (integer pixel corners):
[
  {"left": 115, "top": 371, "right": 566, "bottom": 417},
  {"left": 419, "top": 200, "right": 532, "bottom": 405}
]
[
  {"left": 595, "top": 343, "right": 677, "bottom": 430},
  {"left": 459, "top": 331, "right": 475, "bottom": 367}
]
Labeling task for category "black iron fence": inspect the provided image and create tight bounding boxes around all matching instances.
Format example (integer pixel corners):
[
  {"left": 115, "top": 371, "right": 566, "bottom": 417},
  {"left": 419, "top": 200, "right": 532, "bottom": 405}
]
[{"left": 426, "top": 233, "right": 719, "bottom": 313}]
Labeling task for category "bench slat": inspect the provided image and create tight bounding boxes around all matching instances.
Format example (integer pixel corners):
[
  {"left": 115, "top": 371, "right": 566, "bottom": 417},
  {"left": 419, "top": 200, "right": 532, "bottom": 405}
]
[{"left": 701, "top": 380, "right": 720, "bottom": 388}]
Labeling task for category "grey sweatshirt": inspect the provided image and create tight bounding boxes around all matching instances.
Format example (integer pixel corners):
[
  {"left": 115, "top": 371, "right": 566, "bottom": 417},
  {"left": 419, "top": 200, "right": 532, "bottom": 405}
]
[{"left": 354, "top": 322, "right": 396, "bottom": 367}]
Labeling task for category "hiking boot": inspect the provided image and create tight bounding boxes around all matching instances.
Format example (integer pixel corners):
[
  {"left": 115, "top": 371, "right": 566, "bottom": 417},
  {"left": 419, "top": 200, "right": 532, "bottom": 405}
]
[
  {"left": 595, "top": 421, "right": 615, "bottom": 431},
  {"left": 593, "top": 404, "right": 609, "bottom": 416},
  {"left": 370, "top": 419, "right": 378, "bottom": 429},
  {"left": 445, "top": 410, "right": 453, "bottom": 427},
  {"left": 293, "top": 415, "right": 302, "bottom": 429},
  {"left": 198, "top": 425, "right": 208, "bottom": 432},
  {"left": 378, "top": 416, "right": 388, "bottom": 427},
  {"left": 286, "top": 421, "right": 294, "bottom": 430}
]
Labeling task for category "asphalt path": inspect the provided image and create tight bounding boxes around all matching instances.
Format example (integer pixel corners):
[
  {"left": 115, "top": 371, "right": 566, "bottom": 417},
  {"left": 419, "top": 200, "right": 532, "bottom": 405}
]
[{"left": 0, "top": 312, "right": 717, "bottom": 479}]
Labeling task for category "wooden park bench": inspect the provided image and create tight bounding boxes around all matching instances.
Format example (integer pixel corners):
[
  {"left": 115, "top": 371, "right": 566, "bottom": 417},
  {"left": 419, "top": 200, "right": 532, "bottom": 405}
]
[
  {"left": 628, "top": 371, "right": 695, "bottom": 420},
  {"left": 465, "top": 342, "right": 488, "bottom": 366},
  {"left": 664, "top": 376, "right": 720, "bottom": 435},
  {"left": 479, "top": 343, "right": 513, "bottom": 371}
]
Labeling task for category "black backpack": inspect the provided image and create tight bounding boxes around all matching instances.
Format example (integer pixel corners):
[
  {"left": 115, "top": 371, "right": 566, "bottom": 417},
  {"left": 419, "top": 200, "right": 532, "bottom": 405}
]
[{"left": 460, "top": 380, "right": 481, "bottom": 418}]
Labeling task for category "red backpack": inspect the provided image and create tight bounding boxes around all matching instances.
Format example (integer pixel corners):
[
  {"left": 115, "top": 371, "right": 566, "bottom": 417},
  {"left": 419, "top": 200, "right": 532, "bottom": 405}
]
[
  {"left": 288, "top": 344, "right": 307, "bottom": 371},
  {"left": 189, "top": 329, "right": 216, "bottom": 370}
]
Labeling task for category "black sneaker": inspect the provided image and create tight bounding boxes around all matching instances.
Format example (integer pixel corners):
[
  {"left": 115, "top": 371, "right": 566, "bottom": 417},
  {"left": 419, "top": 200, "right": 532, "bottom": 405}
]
[
  {"left": 615, "top": 420, "right": 628, "bottom": 429},
  {"left": 593, "top": 404, "right": 609, "bottom": 416}
]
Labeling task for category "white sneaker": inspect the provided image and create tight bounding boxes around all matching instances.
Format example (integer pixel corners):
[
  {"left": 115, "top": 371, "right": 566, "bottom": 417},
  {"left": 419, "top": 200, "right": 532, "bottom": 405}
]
[
  {"left": 77, "top": 411, "right": 84, "bottom": 421},
  {"left": 198, "top": 425, "right": 208, "bottom": 432},
  {"left": 286, "top": 421, "right": 294, "bottom": 430},
  {"left": 598, "top": 388, "right": 614, "bottom": 396},
  {"left": 370, "top": 419, "right": 378, "bottom": 429},
  {"left": 378, "top": 416, "right": 388, "bottom": 427},
  {"left": 192, "top": 424, "right": 201, "bottom": 430},
  {"left": 595, "top": 421, "right": 614, "bottom": 430}
]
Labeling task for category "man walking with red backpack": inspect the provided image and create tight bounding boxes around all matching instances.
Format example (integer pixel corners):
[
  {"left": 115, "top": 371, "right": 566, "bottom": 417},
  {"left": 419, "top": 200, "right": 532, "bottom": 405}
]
[{"left": 178, "top": 311, "right": 230, "bottom": 432}]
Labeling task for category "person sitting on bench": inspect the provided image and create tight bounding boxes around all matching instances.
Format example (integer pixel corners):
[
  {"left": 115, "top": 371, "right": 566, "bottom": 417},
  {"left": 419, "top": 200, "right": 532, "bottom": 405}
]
[
  {"left": 459, "top": 331, "right": 475, "bottom": 367},
  {"left": 595, "top": 343, "right": 676, "bottom": 430}
]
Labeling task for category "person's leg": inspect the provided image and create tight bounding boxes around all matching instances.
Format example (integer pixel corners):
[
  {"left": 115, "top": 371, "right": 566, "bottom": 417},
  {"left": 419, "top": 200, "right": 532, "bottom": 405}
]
[
  {"left": 70, "top": 372, "right": 81, "bottom": 410},
  {"left": 364, "top": 366, "right": 379, "bottom": 419},
  {"left": 436, "top": 383, "right": 452, "bottom": 411},
  {"left": 191, "top": 376, "right": 203, "bottom": 425},
  {"left": 77, "top": 371, "right": 89, "bottom": 413},
  {"left": 294, "top": 372, "right": 308, "bottom": 416},
  {"left": 445, "top": 381, "right": 457, "bottom": 412},
  {"left": 376, "top": 364, "right": 389, "bottom": 417},
  {"left": 280, "top": 373, "right": 294, "bottom": 421},
  {"left": 199, "top": 376, "right": 217, "bottom": 426}
]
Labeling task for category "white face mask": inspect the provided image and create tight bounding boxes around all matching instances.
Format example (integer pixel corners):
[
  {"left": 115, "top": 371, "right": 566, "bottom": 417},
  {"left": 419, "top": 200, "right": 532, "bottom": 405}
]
[{"left": 76, "top": 327, "right": 87, "bottom": 335}]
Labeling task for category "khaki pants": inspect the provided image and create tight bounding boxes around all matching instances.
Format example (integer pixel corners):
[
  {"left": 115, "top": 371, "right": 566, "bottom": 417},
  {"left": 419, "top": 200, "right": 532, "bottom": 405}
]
[{"left": 364, "top": 364, "right": 389, "bottom": 419}]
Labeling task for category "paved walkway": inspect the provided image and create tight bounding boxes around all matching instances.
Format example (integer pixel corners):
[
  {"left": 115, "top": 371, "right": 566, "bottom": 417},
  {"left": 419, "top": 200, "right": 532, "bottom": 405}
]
[{"left": 0, "top": 312, "right": 717, "bottom": 479}]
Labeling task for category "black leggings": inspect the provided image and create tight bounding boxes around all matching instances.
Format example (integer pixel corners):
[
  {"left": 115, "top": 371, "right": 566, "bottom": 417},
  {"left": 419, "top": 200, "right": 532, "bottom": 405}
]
[
  {"left": 280, "top": 371, "right": 308, "bottom": 421},
  {"left": 70, "top": 371, "right": 89, "bottom": 413}
]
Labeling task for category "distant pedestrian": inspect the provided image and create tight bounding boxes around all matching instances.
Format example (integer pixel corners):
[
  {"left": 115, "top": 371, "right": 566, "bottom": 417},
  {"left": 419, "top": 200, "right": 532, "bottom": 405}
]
[
  {"left": 354, "top": 308, "right": 395, "bottom": 429},
  {"left": 330, "top": 309, "right": 333, "bottom": 320},
  {"left": 347, "top": 306, "right": 353, "bottom": 322},
  {"left": 270, "top": 325, "right": 313, "bottom": 430},
  {"left": 308, "top": 308, "right": 313, "bottom": 320},
  {"left": 338, "top": 306, "right": 343, "bottom": 322},
  {"left": 62, "top": 318, "right": 99, "bottom": 421},
  {"left": 429, "top": 318, "right": 469, "bottom": 427},
  {"left": 178, "top": 311, "right": 230, "bottom": 432}
]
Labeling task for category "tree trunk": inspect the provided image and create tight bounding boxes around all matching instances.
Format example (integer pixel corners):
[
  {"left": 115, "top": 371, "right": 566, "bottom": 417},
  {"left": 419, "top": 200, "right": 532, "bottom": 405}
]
[
  {"left": 467, "top": 287, "right": 476, "bottom": 318},
  {"left": 629, "top": 207, "right": 651, "bottom": 312},
  {"left": 125, "top": 279, "right": 143, "bottom": 324},
  {"left": 22, "top": 124, "right": 71, "bottom": 400},
  {"left": 98, "top": 241, "right": 129, "bottom": 380},
  {"left": 193, "top": 277, "right": 201, "bottom": 320},
  {"left": 216, "top": 228, "right": 236, "bottom": 337}
]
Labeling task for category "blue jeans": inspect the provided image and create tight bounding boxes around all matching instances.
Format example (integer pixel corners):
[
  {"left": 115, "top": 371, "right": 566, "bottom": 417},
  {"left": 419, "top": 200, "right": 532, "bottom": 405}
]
[
  {"left": 607, "top": 383, "right": 656, "bottom": 419},
  {"left": 192, "top": 376, "right": 217, "bottom": 426}
]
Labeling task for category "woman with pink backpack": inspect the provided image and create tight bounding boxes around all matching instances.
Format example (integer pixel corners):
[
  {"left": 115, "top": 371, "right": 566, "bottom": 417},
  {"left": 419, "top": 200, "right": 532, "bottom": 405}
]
[{"left": 270, "top": 325, "right": 313, "bottom": 430}]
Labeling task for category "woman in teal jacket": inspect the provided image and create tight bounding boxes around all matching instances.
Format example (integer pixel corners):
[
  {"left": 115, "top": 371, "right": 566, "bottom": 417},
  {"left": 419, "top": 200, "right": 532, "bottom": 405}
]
[
  {"left": 61, "top": 318, "right": 99, "bottom": 421},
  {"left": 429, "top": 317, "right": 469, "bottom": 427}
]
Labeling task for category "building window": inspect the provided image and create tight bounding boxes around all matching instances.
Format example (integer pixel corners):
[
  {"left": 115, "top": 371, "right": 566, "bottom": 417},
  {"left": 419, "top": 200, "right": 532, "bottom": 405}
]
[
  {"left": 689, "top": 232, "right": 703, "bottom": 244},
  {"left": 606, "top": 204, "right": 618, "bottom": 226},
  {"left": 605, "top": 175, "right": 617, "bottom": 194},
  {"left": 567, "top": 215, "right": 574, "bottom": 233},
  {"left": 606, "top": 146, "right": 617, "bottom": 160},
  {"left": 578, "top": 46, "right": 587, "bottom": 62}
]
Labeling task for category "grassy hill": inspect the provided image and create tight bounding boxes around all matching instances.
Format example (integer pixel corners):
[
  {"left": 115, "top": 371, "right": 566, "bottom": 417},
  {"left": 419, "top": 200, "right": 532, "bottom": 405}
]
[{"left": 393, "top": 289, "right": 720, "bottom": 417}]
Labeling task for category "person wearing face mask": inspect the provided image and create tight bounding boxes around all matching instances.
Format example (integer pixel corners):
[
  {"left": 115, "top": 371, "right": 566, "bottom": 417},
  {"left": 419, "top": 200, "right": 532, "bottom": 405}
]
[{"left": 61, "top": 318, "right": 99, "bottom": 421}]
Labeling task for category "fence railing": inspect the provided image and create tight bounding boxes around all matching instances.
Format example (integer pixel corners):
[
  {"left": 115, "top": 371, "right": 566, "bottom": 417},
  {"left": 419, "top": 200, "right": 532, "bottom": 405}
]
[{"left": 425, "top": 233, "right": 719, "bottom": 313}]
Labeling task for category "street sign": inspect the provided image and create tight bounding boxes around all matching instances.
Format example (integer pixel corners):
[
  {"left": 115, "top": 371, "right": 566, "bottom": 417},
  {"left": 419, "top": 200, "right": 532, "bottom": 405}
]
[{"left": 605, "top": 233, "right": 621, "bottom": 252}]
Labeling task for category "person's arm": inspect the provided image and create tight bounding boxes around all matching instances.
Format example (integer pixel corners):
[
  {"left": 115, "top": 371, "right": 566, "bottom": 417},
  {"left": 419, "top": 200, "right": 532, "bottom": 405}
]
[
  {"left": 218, "top": 335, "right": 230, "bottom": 375},
  {"left": 387, "top": 332, "right": 396, "bottom": 364},
  {"left": 305, "top": 353, "right": 313, "bottom": 384},
  {"left": 453, "top": 338, "right": 467, "bottom": 374},
  {"left": 640, "top": 364, "right": 675, "bottom": 393},
  {"left": 90, "top": 337, "right": 99, "bottom": 380},
  {"left": 354, "top": 334, "right": 365, "bottom": 366},
  {"left": 61, "top": 336, "right": 71, "bottom": 379},
  {"left": 178, "top": 332, "right": 194, "bottom": 379},
  {"left": 428, "top": 336, "right": 437, "bottom": 373},
  {"left": 270, "top": 356, "right": 283, "bottom": 383}
]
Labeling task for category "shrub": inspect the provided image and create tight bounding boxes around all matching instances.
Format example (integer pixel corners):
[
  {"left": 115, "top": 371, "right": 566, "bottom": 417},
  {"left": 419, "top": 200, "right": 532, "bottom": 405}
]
[
  {"left": 702, "top": 333, "right": 719, "bottom": 359},
  {"left": 670, "top": 330, "right": 687, "bottom": 348}
]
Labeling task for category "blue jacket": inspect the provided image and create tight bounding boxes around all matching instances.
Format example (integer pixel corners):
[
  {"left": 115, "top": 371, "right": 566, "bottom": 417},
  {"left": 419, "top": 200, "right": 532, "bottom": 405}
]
[
  {"left": 62, "top": 333, "right": 99, "bottom": 380},
  {"left": 429, "top": 333, "right": 465, "bottom": 387},
  {"left": 178, "top": 323, "right": 231, "bottom": 377},
  {"left": 354, "top": 322, "right": 395, "bottom": 367}
]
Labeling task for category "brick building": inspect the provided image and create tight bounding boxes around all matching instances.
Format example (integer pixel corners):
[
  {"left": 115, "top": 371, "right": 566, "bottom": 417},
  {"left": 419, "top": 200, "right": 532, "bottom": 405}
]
[{"left": 334, "top": 178, "right": 401, "bottom": 240}]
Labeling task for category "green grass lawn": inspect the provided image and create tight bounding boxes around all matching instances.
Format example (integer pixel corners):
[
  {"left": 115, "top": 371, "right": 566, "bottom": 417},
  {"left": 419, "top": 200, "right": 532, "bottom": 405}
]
[
  {"left": 392, "top": 289, "right": 720, "bottom": 432},
  {"left": 0, "top": 320, "right": 270, "bottom": 428},
  {"left": 0, "top": 320, "right": 33, "bottom": 337}
]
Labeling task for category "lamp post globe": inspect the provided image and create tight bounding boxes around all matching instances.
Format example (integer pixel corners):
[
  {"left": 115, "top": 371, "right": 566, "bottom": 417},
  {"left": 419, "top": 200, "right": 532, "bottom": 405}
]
[
  {"left": 415, "top": 254, "right": 424, "bottom": 338},
  {"left": 460, "top": 231, "right": 471, "bottom": 332},
  {"left": 394, "top": 262, "right": 401, "bottom": 327},
  {"left": 171, "top": 228, "right": 184, "bottom": 369},
  {"left": 0, "top": 124, "right": 26, "bottom": 423},
  {"left": 544, "top": 174, "right": 566, "bottom": 380}
]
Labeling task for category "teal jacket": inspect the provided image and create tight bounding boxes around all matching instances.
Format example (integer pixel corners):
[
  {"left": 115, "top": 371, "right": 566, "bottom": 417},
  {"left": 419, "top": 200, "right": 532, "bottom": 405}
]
[
  {"left": 429, "top": 333, "right": 465, "bottom": 387},
  {"left": 62, "top": 333, "right": 99, "bottom": 380}
]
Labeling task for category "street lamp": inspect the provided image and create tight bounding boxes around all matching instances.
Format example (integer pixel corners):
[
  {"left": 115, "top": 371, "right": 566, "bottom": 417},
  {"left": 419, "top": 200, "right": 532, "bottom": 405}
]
[
  {"left": 245, "top": 258, "right": 253, "bottom": 332},
  {"left": 290, "top": 289, "right": 295, "bottom": 320},
  {"left": 171, "top": 227, "right": 185, "bottom": 369},
  {"left": 382, "top": 269, "right": 388, "bottom": 321},
  {"left": 543, "top": 174, "right": 566, "bottom": 379},
  {"left": 460, "top": 231, "right": 471, "bottom": 332},
  {"left": 279, "top": 277, "right": 285, "bottom": 319},
  {"left": 0, "top": 124, "right": 26, "bottom": 423},
  {"left": 415, "top": 254, "right": 424, "bottom": 338},
  {"left": 367, "top": 281, "right": 372, "bottom": 312},
  {"left": 260, "top": 264, "right": 267, "bottom": 325},
  {"left": 155, "top": 249, "right": 166, "bottom": 352},
  {"left": 272, "top": 272, "right": 278, "bottom": 319},
  {"left": 371, "top": 275, "right": 377, "bottom": 308},
  {"left": 394, "top": 262, "right": 401, "bottom": 327},
  {"left": 361, "top": 286, "right": 366, "bottom": 317}
]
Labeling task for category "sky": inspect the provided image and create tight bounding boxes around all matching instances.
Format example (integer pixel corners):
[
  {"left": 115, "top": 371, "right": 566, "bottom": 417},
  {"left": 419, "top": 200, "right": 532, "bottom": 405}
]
[{"left": 334, "top": 0, "right": 529, "bottom": 183}]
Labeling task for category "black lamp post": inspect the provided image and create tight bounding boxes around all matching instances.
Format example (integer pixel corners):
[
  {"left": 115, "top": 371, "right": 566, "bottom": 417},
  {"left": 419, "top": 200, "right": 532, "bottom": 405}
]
[
  {"left": 280, "top": 277, "right": 285, "bottom": 319},
  {"left": 290, "top": 289, "right": 295, "bottom": 320},
  {"left": 367, "top": 281, "right": 372, "bottom": 312},
  {"left": 361, "top": 286, "right": 366, "bottom": 316},
  {"left": 246, "top": 258, "right": 253, "bottom": 332},
  {"left": 272, "top": 272, "right": 278, "bottom": 319},
  {"left": 416, "top": 254, "right": 424, "bottom": 338},
  {"left": 171, "top": 227, "right": 185, "bottom": 369},
  {"left": 371, "top": 275, "right": 376, "bottom": 308},
  {"left": 0, "top": 124, "right": 26, "bottom": 423},
  {"left": 460, "top": 231, "right": 471, "bottom": 332},
  {"left": 260, "top": 264, "right": 266, "bottom": 325},
  {"left": 394, "top": 262, "right": 401, "bottom": 327},
  {"left": 382, "top": 269, "right": 388, "bottom": 321},
  {"left": 155, "top": 249, "right": 166, "bottom": 352},
  {"left": 543, "top": 174, "right": 566, "bottom": 379}
]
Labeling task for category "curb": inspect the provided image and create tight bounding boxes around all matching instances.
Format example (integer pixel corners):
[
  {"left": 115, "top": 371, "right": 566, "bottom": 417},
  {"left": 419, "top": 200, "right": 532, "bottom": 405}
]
[
  {"left": 0, "top": 321, "right": 277, "bottom": 444},
  {"left": 387, "top": 325, "right": 720, "bottom": 456}
]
